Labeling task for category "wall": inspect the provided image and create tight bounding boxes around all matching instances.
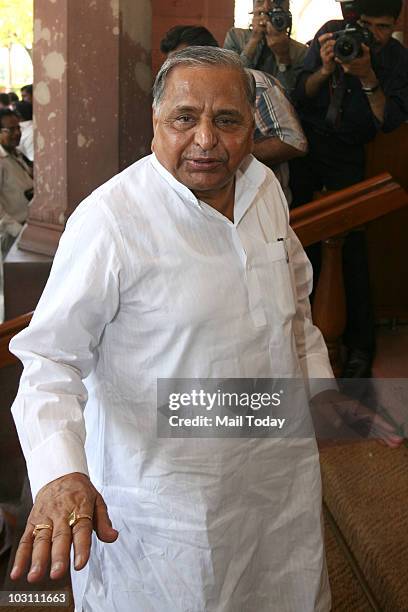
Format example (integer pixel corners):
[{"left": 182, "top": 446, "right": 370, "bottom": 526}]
[{"left": 151, "top": 0, "right": 235, "bottom": 75}]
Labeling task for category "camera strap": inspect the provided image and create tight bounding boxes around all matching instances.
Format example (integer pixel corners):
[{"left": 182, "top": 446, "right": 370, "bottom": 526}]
[{"left": 325, "top": 68, "right": 346, "bottom": 129}]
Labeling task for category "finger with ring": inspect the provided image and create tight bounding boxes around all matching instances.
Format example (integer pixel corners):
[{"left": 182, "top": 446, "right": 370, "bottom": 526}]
[
  {"left": 28, "top": 521, "right": 54, "bottom": 582},
  {"left": 68, "top": 509, "right": 93, "bottom": 528},
  {"left": 32, "top": 524, "right": 53, "bottom": 538}
]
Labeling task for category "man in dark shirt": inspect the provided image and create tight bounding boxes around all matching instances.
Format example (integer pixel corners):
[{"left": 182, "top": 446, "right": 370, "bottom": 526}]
[{"left": 289, "top": 0, "right": 408, "bottom": 377}]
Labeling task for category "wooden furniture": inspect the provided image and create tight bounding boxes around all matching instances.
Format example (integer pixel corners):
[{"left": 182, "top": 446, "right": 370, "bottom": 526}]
[
  {"left": 365, "top": 123, "right": 408, "bottom": 319},
  {"left": 291, "top": 173, "right": 408, "bottom": 374}
]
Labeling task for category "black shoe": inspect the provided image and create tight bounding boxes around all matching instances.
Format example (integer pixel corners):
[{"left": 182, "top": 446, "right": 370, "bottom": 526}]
[{"left": 341, "top": 348, "right": 373, "bottom": 378}]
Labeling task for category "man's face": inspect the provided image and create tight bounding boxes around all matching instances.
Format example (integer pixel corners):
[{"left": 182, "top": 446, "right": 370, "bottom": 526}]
[
  {"left": 0, "top": 114, "right": 21, "bottom": 151},
  {"left": 359, "top": 14, "right": 396, "bottom": 49},
  {"left": 253, "top": 0, "right": 289, "bottom": 13},
  {"left": 152, "top": 66, "right": 254, "bottom": 200},
  {"left": 21, "top": 90, "right": 32, "bottom": 104}
]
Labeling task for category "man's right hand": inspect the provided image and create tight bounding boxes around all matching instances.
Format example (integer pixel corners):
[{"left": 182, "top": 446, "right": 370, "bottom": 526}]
[
  {"left": 250, "top": 9, "right": 269, "bottom": 43},
  {"left": 10, "top": 472, "right": 118, "bottom": 583},
  {"left": 318, "top": 32, "right": 337, "bottom": 76}
]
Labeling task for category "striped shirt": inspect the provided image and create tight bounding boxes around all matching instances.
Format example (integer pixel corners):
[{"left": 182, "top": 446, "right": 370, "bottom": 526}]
[{"left": 251, "top": 69, "right": 307, "bottom": 205}]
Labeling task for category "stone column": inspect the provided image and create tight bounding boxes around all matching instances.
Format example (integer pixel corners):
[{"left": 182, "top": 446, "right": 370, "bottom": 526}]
[{"left": 19, "top": 0, "right": 153, "bottom": 256}]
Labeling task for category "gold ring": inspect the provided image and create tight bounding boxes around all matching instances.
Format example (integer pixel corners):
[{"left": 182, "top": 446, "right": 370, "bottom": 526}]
[
  {"left": 32, "top": 524, "right": 53, "bottom": 537},
  {"left": 68, "top": 510, "right": 93, "bottom": 528}
]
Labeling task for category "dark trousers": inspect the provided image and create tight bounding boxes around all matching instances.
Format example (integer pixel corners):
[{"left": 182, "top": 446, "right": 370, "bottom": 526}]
[{"left": 289, "top": 129, "right": 375, "bottom": 353}]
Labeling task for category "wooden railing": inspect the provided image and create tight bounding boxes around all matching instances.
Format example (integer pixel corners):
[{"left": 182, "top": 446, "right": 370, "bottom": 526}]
[{"left": 291, "top": 172, "right": 408, "bottom": 374}]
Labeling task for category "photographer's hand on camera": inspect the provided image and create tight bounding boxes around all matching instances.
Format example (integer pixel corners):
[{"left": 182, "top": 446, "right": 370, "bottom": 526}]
[
  {"left": 337, "top": 44, "right": 386, "bottom": 123},
  {"left": 243, "top": 10, "right": 268, "bottom": 61},
  {"left": 320, "top": 33, "right": 337, "bottom": 75},
  {"left": 265, "top": 21, "right": 291, "bottom": 65},
  {"left": 305, "top": 33, "right": 336, "bottom": 98},
  {"left": 337, "top": 43, "right": 372, "bottom": 78}
]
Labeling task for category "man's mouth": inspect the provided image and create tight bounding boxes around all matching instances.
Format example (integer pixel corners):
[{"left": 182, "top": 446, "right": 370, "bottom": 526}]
[{"left": 184, "top": 158, "right": 225, "bottom": 171}]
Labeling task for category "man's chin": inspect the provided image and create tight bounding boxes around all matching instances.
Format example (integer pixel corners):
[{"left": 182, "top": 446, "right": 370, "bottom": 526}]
[{"left": 179, "top": 172, "right": 233, "bottom": 194}]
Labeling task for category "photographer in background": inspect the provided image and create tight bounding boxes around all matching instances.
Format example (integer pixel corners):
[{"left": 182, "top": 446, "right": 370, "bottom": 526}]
[
  {"left": 289, "top": 0, "right": 408, "bottom": 378},
  {"left": 224, "top": 0, "right": 307, "bottom": 94},
  {"left": 0, "top": 109, "right": 33, "bottom": 257}
]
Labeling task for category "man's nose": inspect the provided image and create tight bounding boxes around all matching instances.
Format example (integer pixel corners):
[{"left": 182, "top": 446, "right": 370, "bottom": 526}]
[
  {"left": 194, "top": 119, "right": 218, "bottom": 150},
  {"left": 367, "top": 24, "right": 381, "bottom": 42},
  {"left": 260, "top": 1, "right": 272, "bottom": 11}
]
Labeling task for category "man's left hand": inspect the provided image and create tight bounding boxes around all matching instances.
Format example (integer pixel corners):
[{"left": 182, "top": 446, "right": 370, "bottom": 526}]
[
  {"left": 311, "top": 389, "right": 404, "bottom": 448},
  {"left": 337, "top": 44, "right": 376, "bottom": 82},
  {"left": 265, "top": 22, "right": 291, "bottom": 64}
]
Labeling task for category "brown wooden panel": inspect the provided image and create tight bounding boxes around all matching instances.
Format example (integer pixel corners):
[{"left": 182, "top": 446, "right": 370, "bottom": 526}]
[
  {"left": 290, "top": 173, "right": 408, "bottom": 247},
  {"left": 0, "top": 313, "right": 32, "bottom": 368},
  {"left": 365, "top": 124, "right": 408, "bottom": 318}
]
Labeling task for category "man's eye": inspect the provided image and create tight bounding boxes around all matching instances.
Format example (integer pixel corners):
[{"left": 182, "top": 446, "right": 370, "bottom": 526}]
[
  {"left": 216, "top": 117, "right": 238, "bottom": 126},
  {"left": 175, "top": 116, "right": 194, "bottom": 124}
]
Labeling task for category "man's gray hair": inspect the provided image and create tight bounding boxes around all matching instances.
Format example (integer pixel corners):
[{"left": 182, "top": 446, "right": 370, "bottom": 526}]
[{"left": 152, "top": 46, "right": 256, "bottom": 112}]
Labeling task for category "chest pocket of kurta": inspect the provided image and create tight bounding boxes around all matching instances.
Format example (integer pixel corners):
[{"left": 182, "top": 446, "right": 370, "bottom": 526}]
[{"left": 264, "top": 238, "right": 297, "bottom": 326}]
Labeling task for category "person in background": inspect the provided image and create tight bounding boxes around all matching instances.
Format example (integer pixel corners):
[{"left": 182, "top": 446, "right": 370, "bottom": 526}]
[
  {"left": 160, "top": 25, "right": 220, "bottom": 54},
  {"left": 289, "top": 0, "right": 408, "bottom": 377},
  {"left": 0, "top": 109, "right": 33, "bottom": 257},
  {"left": 20, "top": 84, "right": 33, "bottom": 105},
  {"left": 0, "top": 94, "right": 10, "bottom": 110},
  {"left": 224, "top": 0, "right": 307, "bottom": 95},
  {"left": 160, "top": 24, "right": 307, "bottom": 204},
  {"left": 16, "top": 101, "right": 34, "bottom": 163},
  {"left": 8, "top": 92, "right": 19, "bottom": 110}
]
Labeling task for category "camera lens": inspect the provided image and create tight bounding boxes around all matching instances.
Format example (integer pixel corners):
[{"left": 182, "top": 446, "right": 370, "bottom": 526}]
[
  {"left": 334, "top": 34, "right": 359, "bottom": 62},
  {"left": 339, "top": 40, "right": 354, "bottom": 56},
  {"left": 274, "top": 16, "right": 285, "bottom": 29}
]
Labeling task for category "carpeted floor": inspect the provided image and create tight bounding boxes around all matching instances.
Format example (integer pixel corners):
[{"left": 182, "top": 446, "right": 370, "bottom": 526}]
[
  {"left": 324, "top": 509, "right": 374, "bottom": 611},
  {"left": 321, "top": 440, "right": 408, "bottom": 611}
]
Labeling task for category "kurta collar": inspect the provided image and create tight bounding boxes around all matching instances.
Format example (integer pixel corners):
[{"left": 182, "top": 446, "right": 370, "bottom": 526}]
[{"left": 150, "top": 152, "right": 266, "bottom": 226}]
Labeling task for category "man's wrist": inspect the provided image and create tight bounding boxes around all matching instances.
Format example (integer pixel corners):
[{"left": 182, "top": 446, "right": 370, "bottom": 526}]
[
  {"left": 248, "top": 31, "right": 262, "bottom": 47},
  {"left": 319, "top": 66, "right": 333, "bottom": 79},
  {"left": 244, "top": 38, "right": 259, "bottom": 59},
  {"left": 360, "top": 70, "right": 378, "bottom": 89}
]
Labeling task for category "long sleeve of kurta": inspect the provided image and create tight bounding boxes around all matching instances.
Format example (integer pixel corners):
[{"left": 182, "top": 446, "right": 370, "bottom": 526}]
[{"left": 10, "top": 198, "right": 122, "bottom": 498}]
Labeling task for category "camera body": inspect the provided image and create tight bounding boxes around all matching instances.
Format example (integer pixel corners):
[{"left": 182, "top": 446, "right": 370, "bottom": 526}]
[
  {"left": 333, "top": 0, "right": 375, "bottom": 63},
  {"left": 333, "top": 22, "right": 375, "bottom": 62},
  {"left": 260, "top": 0, "right": 292, "bottom": 33}
]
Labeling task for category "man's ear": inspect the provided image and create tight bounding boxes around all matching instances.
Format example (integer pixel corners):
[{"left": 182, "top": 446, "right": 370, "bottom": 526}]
[
  {"left": 250, "top": 118, "right": 256, "bottom": 154},
  {"left": 151, "top": 111, "right": 158, "bottom": 152}
]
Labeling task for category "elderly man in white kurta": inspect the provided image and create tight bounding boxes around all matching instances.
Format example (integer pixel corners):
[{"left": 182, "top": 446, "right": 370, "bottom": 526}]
[{"left": 10, "top": 47, "right": 335, "bottom": 611}]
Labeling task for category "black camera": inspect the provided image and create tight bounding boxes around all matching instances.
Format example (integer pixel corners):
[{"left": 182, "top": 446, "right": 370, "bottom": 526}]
[
  {"left": 333, "top": 0, "right": 375, "bottom": 63},
  {"left": 333, "top": 22, "right": 375, "bottom": 62},
  {"left": 260, "top": 1, "right": 292, "bottom": 33}
]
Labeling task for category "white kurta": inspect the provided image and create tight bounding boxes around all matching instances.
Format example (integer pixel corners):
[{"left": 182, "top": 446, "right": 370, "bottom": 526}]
[{"left": 10, "top": 154, "right": 334, "bottom": 612}]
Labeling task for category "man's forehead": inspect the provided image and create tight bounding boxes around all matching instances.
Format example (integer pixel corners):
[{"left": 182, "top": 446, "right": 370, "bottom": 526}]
[
  {"left": 360, "top": 13, "right": 395, "bottom": 24},
  {"left": 164, "top": 65, "right": 247, "bottom": 99},
  {"left": 253, "top": 0, "right": 289, "bottom": 7},
  {"left": 2, "top": 115, "right": 18, "bottom": 126}
]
